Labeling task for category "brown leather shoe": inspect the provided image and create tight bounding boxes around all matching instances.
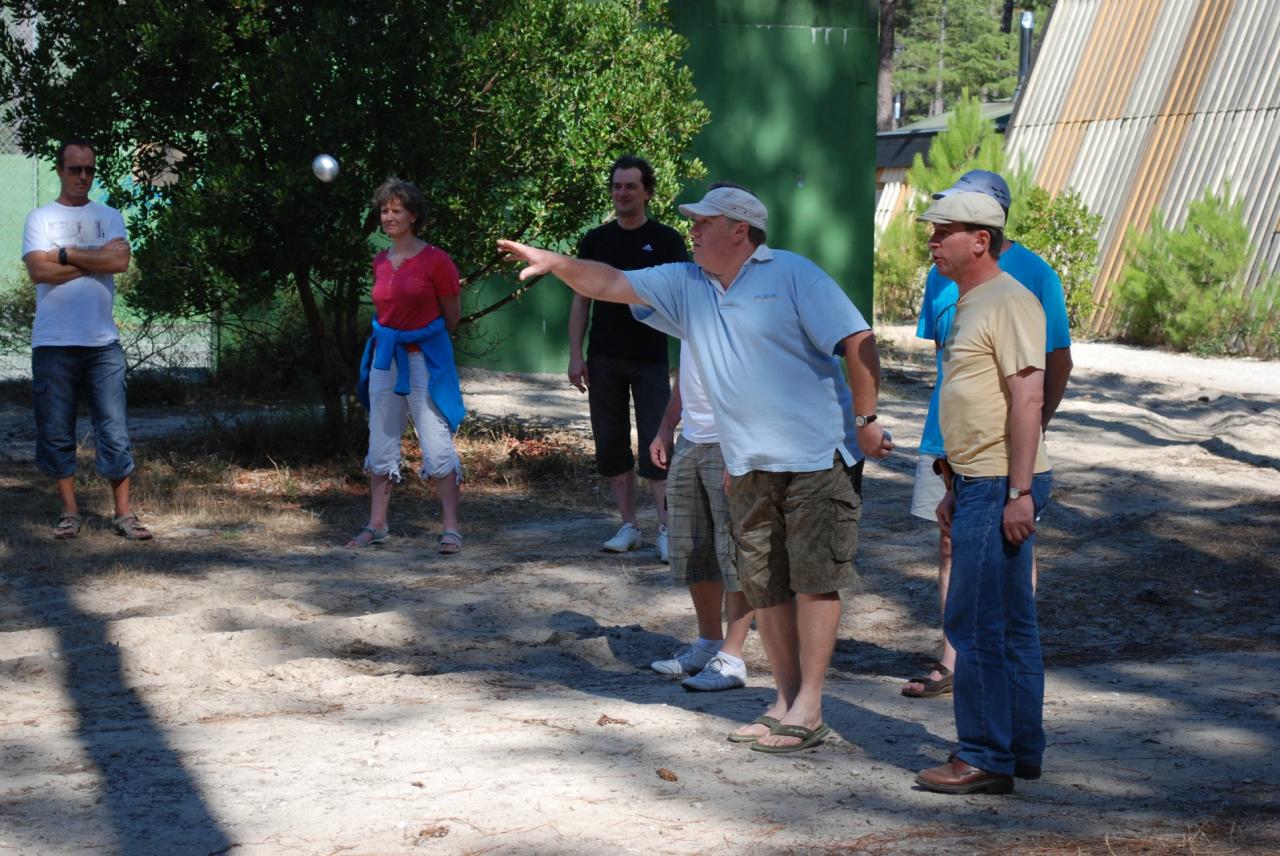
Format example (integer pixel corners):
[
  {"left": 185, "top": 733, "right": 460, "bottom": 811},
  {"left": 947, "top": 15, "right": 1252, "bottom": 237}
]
[{"left": 915, "top": 758, "right": 1014, "bottom": 794}]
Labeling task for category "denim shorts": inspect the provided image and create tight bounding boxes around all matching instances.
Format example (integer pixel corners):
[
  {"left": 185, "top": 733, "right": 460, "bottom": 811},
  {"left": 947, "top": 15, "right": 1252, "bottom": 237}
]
[{"left": 32, "top": 343, "right": 135, "bottom": 480}]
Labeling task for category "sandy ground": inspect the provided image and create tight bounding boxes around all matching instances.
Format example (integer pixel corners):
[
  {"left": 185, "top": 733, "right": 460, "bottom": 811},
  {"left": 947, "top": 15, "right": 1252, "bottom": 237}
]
[{"left": 1, "top": 330, "right": 1278, "bottom": 855}]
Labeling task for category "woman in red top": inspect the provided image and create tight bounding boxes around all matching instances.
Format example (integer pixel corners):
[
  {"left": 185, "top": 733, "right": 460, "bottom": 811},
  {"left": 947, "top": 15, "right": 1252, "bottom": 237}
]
[{"left": 348, "top": 178, "right": 464, "bottom": 553}]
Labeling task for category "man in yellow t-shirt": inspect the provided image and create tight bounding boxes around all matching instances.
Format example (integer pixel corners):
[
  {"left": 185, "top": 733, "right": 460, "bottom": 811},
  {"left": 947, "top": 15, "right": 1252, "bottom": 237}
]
[{"left": 911, "top": 192, "right": 1053, "bottom": 796}]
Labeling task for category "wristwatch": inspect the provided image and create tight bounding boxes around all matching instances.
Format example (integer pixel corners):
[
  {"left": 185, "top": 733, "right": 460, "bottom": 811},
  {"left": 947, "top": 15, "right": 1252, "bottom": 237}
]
[
  {"left": 58, "top": 247, "right": 68, "bottom": 266},
  {"left": 855, "top": 413, "right": 877, "bottom": 429},
  {"left": 1007, "top": 486, "right": 1030, "bottom": 501}
]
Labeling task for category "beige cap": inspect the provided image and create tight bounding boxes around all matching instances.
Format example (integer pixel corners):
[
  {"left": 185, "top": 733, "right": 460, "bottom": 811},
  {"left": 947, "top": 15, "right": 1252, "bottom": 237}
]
[
  {"left": 917, "top": 191, "right": 1007, "bottom": 229},
  {"left": 678, "top": 186, "right": 768, "bottom": 231}
]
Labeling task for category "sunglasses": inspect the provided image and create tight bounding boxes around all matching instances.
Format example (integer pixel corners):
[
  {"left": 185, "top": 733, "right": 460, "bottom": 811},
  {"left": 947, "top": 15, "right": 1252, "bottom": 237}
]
[{"left": 63, "top": 165, "right": 96, "bottom": 176}]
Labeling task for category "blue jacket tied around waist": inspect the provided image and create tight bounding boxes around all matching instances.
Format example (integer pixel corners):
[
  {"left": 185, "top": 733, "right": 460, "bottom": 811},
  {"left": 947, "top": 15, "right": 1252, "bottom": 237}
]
[{"left": 358, "top": 317, "right": 466, "bottom": 433}]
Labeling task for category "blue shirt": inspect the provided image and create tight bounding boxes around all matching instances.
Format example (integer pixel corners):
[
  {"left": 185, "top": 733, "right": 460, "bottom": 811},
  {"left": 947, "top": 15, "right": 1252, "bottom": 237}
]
[
  {"left": 917, "top": 242, "right": 1071, "bottom": 456},
  {"left": 626, "top": 245, "right": 870, "bottom": 476}
]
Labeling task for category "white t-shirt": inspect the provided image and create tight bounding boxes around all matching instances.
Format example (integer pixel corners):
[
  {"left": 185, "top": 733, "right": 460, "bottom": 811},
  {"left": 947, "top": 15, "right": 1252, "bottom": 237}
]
[
  {"left": 22, "top": 200, "right": 127, "bottom": 347},
  {"left": 677, "top": 340, "right": 717, "bottom": 444}
]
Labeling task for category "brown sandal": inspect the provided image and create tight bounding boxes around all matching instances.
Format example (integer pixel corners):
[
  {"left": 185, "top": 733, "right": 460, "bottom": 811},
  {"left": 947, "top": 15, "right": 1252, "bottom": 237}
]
[
  {"left": 53, "top": 512, "right": 82, "bottom": 540},
  {"left": 112, "top": 514, "right": 153, "bottom": 541},
  {"left": 902, "top": 662, "right": 953, "bottom": 698}
]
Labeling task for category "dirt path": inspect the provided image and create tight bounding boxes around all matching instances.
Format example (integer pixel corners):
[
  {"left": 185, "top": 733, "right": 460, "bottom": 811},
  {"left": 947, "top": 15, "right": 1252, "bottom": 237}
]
[{"left": 1, "top": 337, "right": 1277, "bottom": 855}]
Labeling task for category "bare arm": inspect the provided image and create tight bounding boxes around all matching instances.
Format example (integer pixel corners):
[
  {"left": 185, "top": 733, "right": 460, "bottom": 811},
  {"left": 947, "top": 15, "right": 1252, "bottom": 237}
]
[
  {"left": 1003, "top": 366, "right": 1045, "bottom": 545},
  {"left": 23, "top": 238, "right": 130, "bottom": 284},
  {"left": 649, "top": 375, "right": 682, "bottom": 470},
  {"left": 439, "top": 292, "right": 461, "bottom": 333},
  {"left": 497, "top": 239, "right": 642, "bottom": 304},
  {"left": 1042, "top": 346, "right": 1073, "bottom": 429},
  {"left": 567, "top": 293, "right": 591, "bottom": 392},
  {"left": 841, "top": 330, "right": 893, "bottom": 459}
]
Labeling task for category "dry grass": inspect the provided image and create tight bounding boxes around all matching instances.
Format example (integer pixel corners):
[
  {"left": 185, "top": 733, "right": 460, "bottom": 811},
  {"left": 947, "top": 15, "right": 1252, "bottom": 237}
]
[{"left": 0, "top": 409, "right": 601, "bottom": 580}]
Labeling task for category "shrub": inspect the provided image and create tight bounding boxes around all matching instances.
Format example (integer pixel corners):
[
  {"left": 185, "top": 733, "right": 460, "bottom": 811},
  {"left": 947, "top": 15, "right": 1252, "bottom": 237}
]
[
  {"left": 1113, "top": 186, "right": 1280, "bottom": 356},
  {"left": 873, "top": 209, "right": 929, "bottom": 323},
  {"left": 1015, "top": 186, "right": 1103, "bottom": 331}
]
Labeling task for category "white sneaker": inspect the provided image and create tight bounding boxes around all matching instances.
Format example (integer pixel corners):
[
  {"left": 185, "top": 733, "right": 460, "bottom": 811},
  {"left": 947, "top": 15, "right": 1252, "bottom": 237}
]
[
  {"left": 651, "top": 644, "right": 715, "bottom": 676},
  {"left": 603, "top": 522, "right": 642, "bottom": 553},
  {"left": 656, "top": 524, "right": 670, "bottom": 563},
  {"left": 681, "top": 652, "right": 748, "bottom": 692}
]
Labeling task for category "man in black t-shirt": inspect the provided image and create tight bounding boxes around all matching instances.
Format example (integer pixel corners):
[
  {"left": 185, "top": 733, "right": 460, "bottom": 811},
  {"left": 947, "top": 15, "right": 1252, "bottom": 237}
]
[{"left": 568, "top": 155, "right": 688, "bottom": 558}]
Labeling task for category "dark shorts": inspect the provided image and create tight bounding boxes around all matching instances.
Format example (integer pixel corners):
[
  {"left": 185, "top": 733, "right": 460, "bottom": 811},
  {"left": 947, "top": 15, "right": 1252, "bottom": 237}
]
[
  {"left": 32, "top": 343, "right": 135, "bottom": 480},
  {"left": 728, "top": 456, "right": 863, "bottom": 609},
  {"left": 586, "top": 354, "right": 669, "bottom": 480}
]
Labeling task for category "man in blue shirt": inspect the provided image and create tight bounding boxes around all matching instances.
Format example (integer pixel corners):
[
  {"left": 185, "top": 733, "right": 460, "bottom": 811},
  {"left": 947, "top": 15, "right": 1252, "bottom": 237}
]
[
  {"left": 500, "top": 185, "right": 893, "bottom": 753},
  {"left": 902, "top": 170, "right": 1073, "bottom": 700}
]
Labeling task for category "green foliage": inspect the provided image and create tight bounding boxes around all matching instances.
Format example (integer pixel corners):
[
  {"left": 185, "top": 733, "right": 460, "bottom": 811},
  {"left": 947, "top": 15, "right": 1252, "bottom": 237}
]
[
  {"left": 1113, "top": 186, "right": 1279, "bottom": 356},
  {"left": 873, "top": 209, "right": 929, "bottom": 323},
  {"left": 1015, "top": 186, "right": 1102, "bottom": 330},
  {"left": 893, "top": 0, "right": 1022, "bottom": 124},
  {"left": 0, "top": 266, "right": 34, "bottom": 358},
  {"left": 904, "top": 92, "right": 1007, "bottom": 197},
  {"left": 0, "top": 0, "right": 708, "bottom": 439}
]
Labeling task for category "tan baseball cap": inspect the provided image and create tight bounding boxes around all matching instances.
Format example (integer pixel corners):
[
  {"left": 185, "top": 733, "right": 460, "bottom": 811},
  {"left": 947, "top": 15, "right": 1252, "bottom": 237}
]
[
  {"left": 917, "top": 191, "right": 1006, "bottom": 229},
  {"left": 678, "top": 186, "right": 768, "bottom": 231}
]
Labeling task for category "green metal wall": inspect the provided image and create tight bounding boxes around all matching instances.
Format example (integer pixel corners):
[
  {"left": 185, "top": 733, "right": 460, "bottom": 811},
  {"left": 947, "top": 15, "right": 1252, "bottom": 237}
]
[{"left": 460, "top": 0, "right": 878, "bottom": 373}]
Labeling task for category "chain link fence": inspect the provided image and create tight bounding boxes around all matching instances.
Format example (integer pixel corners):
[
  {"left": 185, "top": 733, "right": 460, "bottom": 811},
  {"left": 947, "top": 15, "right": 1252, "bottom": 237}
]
[{"left": 0, "top": 15, "right": 215, "bottom": 381}]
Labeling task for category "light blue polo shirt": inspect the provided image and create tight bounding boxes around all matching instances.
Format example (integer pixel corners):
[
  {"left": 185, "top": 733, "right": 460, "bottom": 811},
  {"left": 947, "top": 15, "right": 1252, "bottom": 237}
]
[
  {"left": 626, "top": 245, "right": 870, "bottom": 476},
  {"left": 917, "top": 242, "right": 1072, "bottom": 456}
]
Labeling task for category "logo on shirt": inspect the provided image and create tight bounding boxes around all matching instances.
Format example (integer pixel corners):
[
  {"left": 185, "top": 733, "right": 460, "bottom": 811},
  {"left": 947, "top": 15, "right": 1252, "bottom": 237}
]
[
  {"left": 753, "top": 292, "right": 778, "bottom": 302},
  {"left": 642, "top": 244, "right": 653, "bottom": 252}
]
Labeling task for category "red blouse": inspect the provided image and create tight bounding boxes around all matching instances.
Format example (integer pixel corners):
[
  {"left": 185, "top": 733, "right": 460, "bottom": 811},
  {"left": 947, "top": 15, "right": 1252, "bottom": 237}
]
[{"left": 371, "top": 245, "right": 461, "bottom": 331}]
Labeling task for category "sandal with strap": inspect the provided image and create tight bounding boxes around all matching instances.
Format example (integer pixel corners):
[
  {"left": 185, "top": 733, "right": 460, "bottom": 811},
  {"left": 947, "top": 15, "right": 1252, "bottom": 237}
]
[
  {"left": 345, "top": 526, "right": 389, "bottom": 548},
  {"left": 112, "top": 514, "right": 153, "bottom": 541},
  {"left": 53, "top": 512, "right": 82, "bottom": 540},
  {"left": 902, "top": 662, "right": 953, "bottom": 698},
  {"left": 437, "top": 529, "right": 463, "bottom": 555}
]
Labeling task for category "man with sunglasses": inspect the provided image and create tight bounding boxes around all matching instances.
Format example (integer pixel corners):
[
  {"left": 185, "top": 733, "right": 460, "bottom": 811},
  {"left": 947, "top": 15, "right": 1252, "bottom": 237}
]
[
  {"left": 912, "top": 191, "right": 1053, "bottom": 795},
  {"left": 22, "top": 138, "right": 151, "bottom": 541},
  {"left": 901, "top": 170, "right": 1072, "bottom": 702}
]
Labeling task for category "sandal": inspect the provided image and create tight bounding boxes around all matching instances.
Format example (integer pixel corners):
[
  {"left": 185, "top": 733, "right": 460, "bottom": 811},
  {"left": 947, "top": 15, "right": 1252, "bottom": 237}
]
[
  {"left": 53, "top": 512, "right": 82, "bottom": 540},
  {"left": 112, "top": 514, "right": 153, "bottom": 541},
  {"left": 726, "top": 715, "right": 781, "bottom": 744},
  {"left": 437, "top": 530, "right": 463, "bottom": 555},
  {"left": 345, "top": 526, "right": 389, "bottom": 548},
  {"left": 902, "top": 662, "right": 953, "bottom": 698}
]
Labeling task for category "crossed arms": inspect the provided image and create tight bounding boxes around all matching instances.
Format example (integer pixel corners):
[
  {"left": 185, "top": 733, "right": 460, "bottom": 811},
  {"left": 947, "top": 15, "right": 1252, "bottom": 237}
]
[{"left": 24, "top": 238, "right": 131, "bottom": 286}]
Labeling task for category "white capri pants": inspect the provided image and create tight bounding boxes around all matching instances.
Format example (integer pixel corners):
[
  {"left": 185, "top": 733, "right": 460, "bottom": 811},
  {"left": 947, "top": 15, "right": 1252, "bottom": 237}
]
[{"left": 365, "top": 356, "right": 461, "bottom": 484}]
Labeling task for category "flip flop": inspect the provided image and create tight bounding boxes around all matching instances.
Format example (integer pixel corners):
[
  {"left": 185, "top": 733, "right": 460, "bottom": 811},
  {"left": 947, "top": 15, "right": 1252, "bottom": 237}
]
[
  {"left": 902, "top": 662, "right": 953, "bottom": 698},
  {"left": 749, "top": 723, "right": 830, "bottom": 754},
  {"left": 726, "top": 715, "right": 781, "bottom": 744}
]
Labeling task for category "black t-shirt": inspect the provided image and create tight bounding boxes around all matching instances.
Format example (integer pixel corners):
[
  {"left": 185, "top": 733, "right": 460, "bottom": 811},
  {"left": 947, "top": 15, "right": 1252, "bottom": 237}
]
[{"left": 577, "top": 218, "right": 688, "bottom": 362}]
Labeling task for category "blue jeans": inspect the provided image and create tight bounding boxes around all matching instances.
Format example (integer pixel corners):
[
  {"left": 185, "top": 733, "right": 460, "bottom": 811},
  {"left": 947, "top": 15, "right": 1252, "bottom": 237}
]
[
  {"left": 32, "top": 343, "right": 135, "bottom": 480},
  {"left": 944, "top": 471, "right": 1052, "bottom": 775}
]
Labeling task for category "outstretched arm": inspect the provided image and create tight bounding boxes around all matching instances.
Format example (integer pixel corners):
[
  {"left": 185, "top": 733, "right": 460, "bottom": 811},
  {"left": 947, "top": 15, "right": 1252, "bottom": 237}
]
[{"left": 497, "top": 239, "right": 643, "bottom": 305}]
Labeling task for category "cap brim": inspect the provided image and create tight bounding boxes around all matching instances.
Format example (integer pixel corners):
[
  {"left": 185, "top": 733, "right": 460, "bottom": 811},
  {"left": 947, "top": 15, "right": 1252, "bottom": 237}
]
[
  {"left": 678, "top": 201, "right": 720, "bottom": 219},
  {"left": 930, "top": 187, "right": 959, "bottom": 200}
]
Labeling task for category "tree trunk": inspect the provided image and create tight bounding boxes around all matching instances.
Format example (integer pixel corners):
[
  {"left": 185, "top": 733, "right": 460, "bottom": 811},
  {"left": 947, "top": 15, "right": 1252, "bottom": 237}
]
[
  {"left": 294, "top": 267, "right": 346, "bottom": 447},
  {"left": 932, "top": 0, "right": 947, "bottom": 115},
  {"left": 876, "top": 0, "right": 898, "bottom": 130}
]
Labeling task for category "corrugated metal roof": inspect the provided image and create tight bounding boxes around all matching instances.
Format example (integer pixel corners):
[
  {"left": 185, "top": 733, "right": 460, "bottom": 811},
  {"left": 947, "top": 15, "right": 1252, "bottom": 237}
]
[{"left": 1006, "top": 0, "right": 1280, "bottom": 332}]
